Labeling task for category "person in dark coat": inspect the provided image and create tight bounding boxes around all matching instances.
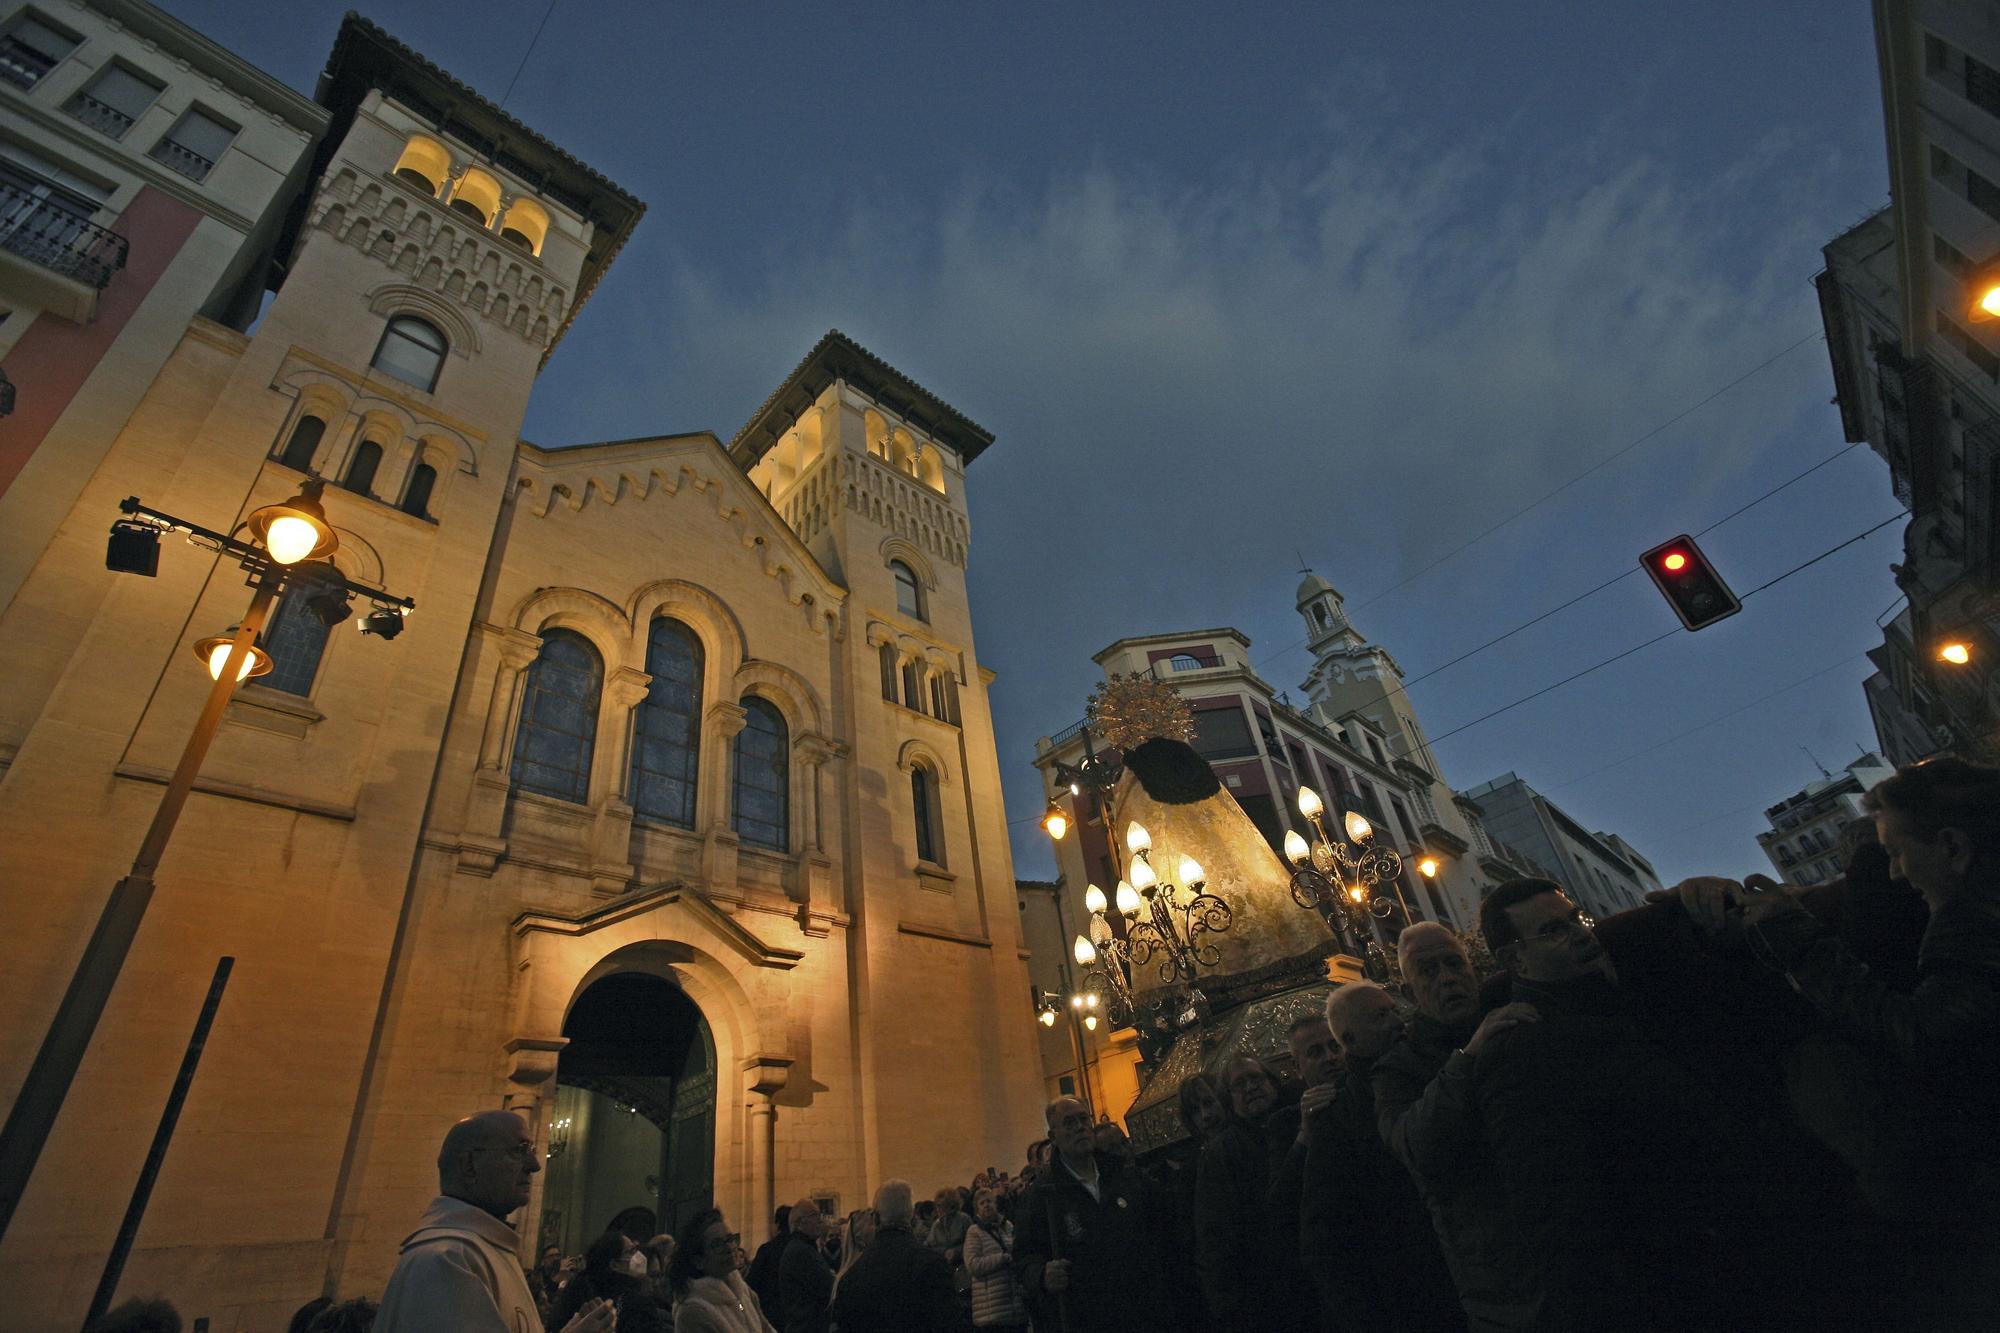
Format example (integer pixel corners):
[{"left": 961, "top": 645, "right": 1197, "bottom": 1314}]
[
  {"left": 549, "top": 1230, "right": 670, "bottom": 1333},
  {"left": 1192, "top": 1055, "right": 1317, "bottom": 1333},
  {"left": 775, "top": 1198, "right": 833, "bottom": 1333},
  {"left": 1305, "top": 983, "right": 1465, "bottom": 1333},
  {"left": 1015, "top": 1095, "right": 1187, "bottom": 1333},
  {"left": 744, "top": 1206, "right": 790, "bottom": 1322},
  {"left": 1475, "top": 879, "right": 1787, "bottom": 1330},
  {"left": 1671, "top": 755, "right": 2000, "bottom": 1325},
  {"left": 828, "top": 1179, "right": 970, "bottom": 1333},
  {"left": 1371, "top": 924, "right": 1536, "bottom": 1332}
]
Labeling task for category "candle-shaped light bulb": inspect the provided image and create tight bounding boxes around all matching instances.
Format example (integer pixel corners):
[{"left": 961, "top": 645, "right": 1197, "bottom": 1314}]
[
  {"left": 1178, "top": 855, "right": 1204, "bottom": 886},
  {"left": 1084, "top": 883, "right": 1108, "bottom": 915},
  {"left": 1073, "top": 935, "right": 1097, "bottom": 966},
  {"left": 1344, "top": 810, "right": 1374, "bottom": 844},
  {"left": 1297, "top": 786, "right": 1323, "bottom": 819},
  {"left": 1129, "top": 858, "right": 1158, "bottom": 893},
  {"left": 1283, "top": 830, "right": 1310, "bottom": 865},
  {"left": 1115, "top": 881, "right": 1143, "bottom": 916},
  {"left": 1126, "top": 822, "right": 1151, "bottom": 855}
]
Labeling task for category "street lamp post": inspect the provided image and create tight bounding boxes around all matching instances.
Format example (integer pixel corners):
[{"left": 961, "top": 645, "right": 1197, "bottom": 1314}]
[
  {"left": 1282, "top": 785, "right": 1408, "bottom": 982},
  {"left": 0, "top": 481, "right": 413, "bottom": 1243}
]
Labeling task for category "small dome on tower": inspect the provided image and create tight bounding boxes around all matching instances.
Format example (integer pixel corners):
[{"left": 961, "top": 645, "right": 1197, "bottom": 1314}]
[{"left": 1296, "top": 570, "right": 1337, "bottom": 607}]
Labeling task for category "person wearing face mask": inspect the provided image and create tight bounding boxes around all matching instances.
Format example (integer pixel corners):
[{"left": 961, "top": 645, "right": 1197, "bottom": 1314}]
[
  {"left": 551, "top": 1230, "right": 670, "bottom": 1333},
  {"left": 1191, "top": 1055, "right": 1315, "bottom": 1333}
]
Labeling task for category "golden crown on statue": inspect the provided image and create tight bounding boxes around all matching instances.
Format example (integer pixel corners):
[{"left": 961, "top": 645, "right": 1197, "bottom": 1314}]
[{"left": 1086, "top": 672, "right": 1197, "bottom": 752}]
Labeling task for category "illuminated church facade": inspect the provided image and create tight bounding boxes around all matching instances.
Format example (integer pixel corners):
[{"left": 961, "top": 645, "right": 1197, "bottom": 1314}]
[{"left": 0, "top": 9, "right": 1042, "bottom": 1327}]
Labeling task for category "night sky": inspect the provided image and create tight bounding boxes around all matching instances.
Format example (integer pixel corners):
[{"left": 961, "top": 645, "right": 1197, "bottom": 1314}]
[{"left": 163, "top": 0, "right": 1900, "bottom": 887}]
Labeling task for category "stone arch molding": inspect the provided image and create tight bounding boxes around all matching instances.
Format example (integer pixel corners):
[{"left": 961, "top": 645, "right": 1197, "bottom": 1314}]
[
  {"left": 510, "top": 585, "right": 631, "bottom": 669},
  {"left": 731, "top": 659, "right": 825, "bottom": 738},
  {"left": 878, "top": 536, "right": 938, "bottom": 590},
  {"left": 626, "top": 579, "right": 750, "bottom": 682},
  {"left": 509, "top": 887, "right": 800, "bottom": 1073},
  {"left": 366, "top": 281, "right": 482, "bottom": 356},
  {"left": 896, "top": 738, "right": 952, "bottom": 782}
]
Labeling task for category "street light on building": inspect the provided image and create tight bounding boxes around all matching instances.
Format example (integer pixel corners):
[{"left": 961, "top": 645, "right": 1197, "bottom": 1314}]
[
  {"left": 1938, "top": 639, "right": 1974, "bottom": 666},
  {"left": 0, "top": 479, "right": 414, "bottom": 1243},
  {"left": 1969, "top": 263, "right": 2000, "bottom": 321}
]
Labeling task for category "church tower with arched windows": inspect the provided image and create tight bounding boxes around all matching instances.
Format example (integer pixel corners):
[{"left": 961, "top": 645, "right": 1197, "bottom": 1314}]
[{"left": 0, "top": 11, "right": 1042, "bottom": 1323}]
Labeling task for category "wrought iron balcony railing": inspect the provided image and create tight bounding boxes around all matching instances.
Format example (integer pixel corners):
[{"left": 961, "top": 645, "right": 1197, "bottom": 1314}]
[
  {"left": 64, "top": 91, "right": 135, "bottom": 139},
  {"left": 147, "top": 138, "right": 215, "bottom": 182},
  {"left": 0, "top": 185, "right": 129, "bottom": 289}
]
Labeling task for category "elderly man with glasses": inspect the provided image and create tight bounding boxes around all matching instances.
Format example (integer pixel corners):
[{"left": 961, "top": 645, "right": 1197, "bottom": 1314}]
[{"left": 377, "top": 1111, "right": 615, "bottom": 1333}]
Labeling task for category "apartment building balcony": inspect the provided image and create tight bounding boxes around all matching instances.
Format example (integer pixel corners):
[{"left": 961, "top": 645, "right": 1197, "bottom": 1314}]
[{"left": 0, "top": 183, "right": 128, "bottom": 322}]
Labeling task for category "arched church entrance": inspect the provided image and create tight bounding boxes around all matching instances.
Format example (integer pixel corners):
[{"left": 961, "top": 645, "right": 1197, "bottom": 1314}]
[{"left": 537, "top": 971, "right": 716, "bottom": 1253}]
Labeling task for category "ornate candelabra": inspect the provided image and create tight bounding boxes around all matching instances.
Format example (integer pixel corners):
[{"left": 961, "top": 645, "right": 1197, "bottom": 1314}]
[
  {"left": 1282, "top": 786, "right": 1411, "bottom": 981},
  {"left": 1071, "top": 820, "right": 1233, "bottom": 1019}
]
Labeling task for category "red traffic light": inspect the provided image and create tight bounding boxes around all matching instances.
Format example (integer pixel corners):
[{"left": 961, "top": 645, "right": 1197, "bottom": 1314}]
[{"left": 1640, "top": 534, "right": 1741, "bottom": 631}]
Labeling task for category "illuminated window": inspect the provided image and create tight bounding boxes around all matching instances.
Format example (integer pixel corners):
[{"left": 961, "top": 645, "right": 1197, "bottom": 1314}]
[
  {"left": 391, "top": 135, "right": 450, "bottom": 196},
  {"left": 499, "top": 197, "right": 548, "bottom": 255},
  {"left": 371, "top": 316, "right": 447, "bottom": 392},
  {"left": 449, "top": 167, "right": 500, "bottom": 226},
  {"left": 510, "top": 630, "right": 601, "bottom": 804}
]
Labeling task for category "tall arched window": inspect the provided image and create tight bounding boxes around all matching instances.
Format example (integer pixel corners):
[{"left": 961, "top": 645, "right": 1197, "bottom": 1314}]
[
  {"left": 911, "top": 765, "right": 942, "bottom": 866},
  {"left": 342, "top": 440, "right": 382, "bottom": 495},
  {"left": 629, "top": 617, "right": 703, "bottom": 828},
  {"left": 278, "top": 414, "right": 325, "bottom": 470},
  {"left": 400, "top": 462, "right": 437, "bottom": 519},
  {"left": 371, "top": 316, "right": 447, "bottom": 392},
  {"left": 261, "top": 591, "right": 332, "bottom": 696},
  {"left": 509, "top": 629, "right": 602, "bottom": 804},
  {"left": 732, "top": 696, "right": 788, "bottom": 851},
  {"left": 891, "top": 560, "right": 924, "bottom": 621}
]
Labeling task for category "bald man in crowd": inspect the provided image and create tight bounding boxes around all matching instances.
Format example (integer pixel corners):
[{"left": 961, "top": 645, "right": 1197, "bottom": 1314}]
[{"left": 377, "top": 1110, "right": 614, "bottom": 1333}]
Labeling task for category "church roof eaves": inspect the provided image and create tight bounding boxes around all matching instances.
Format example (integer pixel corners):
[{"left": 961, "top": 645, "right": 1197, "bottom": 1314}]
[
  {"left": 303, "top": 14, "right": 647, "bottom": 363},
  {"left": 729, "top": 330, "right": 995, "bottom": 471}
]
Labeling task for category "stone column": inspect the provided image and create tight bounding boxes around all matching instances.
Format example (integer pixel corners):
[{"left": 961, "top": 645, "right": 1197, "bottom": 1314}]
[
  {"left": 702, "top": 700, "right": 749, "bottom": 890},
  {"left": 459, "top": 629, "right": 546, "bottom": 875},
  {"left": 743, "top": 1056, "right": 793, "bottom": 1246},
  {"left": 504, "top": 1036, "right": 568, "bottom": 1263},
  {"left": 588, "top": 667, "right": 652, "bottom": 896}
]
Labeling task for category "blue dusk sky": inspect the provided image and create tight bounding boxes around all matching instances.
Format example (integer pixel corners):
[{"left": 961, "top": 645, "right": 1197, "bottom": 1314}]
[{"left": 165, "top": 0, "right": 1901, "bottom": 886}]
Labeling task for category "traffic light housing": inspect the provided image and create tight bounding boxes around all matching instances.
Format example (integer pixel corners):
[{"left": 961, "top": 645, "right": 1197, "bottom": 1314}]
[{"left": 1640, "top": 534, "right": 1741, "bottom": 631}]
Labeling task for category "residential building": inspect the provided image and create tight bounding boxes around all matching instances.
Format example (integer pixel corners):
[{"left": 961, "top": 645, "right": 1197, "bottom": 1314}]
[
  {"left": 1756, "top": 752, "right": 1896, "bottom": 886},
  {"left": 1816, "top": 1, "right": 2000, "bottom": 765},
  {"left": 1456, "top": 773, "right": 1664, "bottom": 922},
  {"left": 0, "top": 10, "right": 1041, "bottom": 1329},
  {"left": 0, "top": 0, "right": 329, "bottom": 615}
]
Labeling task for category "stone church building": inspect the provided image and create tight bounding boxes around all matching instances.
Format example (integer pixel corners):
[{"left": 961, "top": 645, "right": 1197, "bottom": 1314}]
[{"left": 0, "top": 8, "right": 1043, "bottom": 1327}]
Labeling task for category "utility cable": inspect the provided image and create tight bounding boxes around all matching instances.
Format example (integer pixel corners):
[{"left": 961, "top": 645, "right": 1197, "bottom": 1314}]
[
  {"left": 1409, "top": 511, "right": 1906, "bottom": 751},
  {"left": 1344, "top": 329, "right": 1827, "bottom": 618},
  {"left": 498, "top": 0, "right": 560, "bottom": 110}
]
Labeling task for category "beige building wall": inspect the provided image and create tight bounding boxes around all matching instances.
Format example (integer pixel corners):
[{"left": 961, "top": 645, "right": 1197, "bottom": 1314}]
[{"left": 0, "top": 14, "right": 1042, "bottom": 1330}]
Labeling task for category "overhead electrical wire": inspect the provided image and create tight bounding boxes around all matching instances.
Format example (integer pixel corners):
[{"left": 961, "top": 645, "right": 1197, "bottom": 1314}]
[{"left": 1405, "top": 511, "right": 1906, "bottom": 752}]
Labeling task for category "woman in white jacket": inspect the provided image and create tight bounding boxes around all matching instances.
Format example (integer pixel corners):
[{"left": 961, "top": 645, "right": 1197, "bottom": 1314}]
[
  {"left": 669, "top": 1208, "right": 777, "bottom": 1333},
  {"left": 962, "top": 1188, "right": 1030, "bottom": 1331}
]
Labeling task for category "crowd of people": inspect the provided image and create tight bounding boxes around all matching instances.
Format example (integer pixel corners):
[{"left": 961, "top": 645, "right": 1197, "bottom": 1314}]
[{"left": 87, "top": 753, "right": 1999, "bottom": 1331}]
